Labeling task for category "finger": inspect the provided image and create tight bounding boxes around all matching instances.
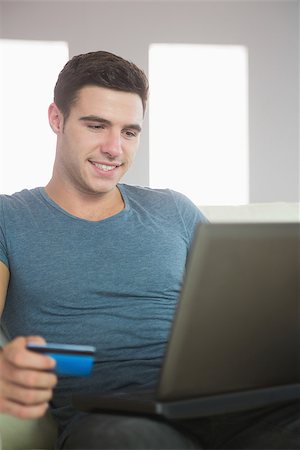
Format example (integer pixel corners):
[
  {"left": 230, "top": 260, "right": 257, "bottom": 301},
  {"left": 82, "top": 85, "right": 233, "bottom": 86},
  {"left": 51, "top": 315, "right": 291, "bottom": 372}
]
[
  {"left": 1, "top": 363, "right": 57, "bottom": 389},
  {"left": 0, "top": 396, "right": 49, "bottom": 419},
  {"left": 2, "top": 380, "right": 53, "bottom": 406},
  {"left": 24, "top": 336, "right": 47, "bottom": 345},
  {"left": 3, "top": 338, "right": 56, "bottom": 371}
]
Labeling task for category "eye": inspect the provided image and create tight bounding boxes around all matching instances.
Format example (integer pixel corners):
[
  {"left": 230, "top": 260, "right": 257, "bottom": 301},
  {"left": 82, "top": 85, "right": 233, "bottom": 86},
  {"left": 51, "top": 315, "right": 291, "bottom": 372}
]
[
  {"left": 87, "top": 124, "right": 105, "bottom": 130},
  {"left": 123, "top": 129, "right": 137, "bottom": 139}
]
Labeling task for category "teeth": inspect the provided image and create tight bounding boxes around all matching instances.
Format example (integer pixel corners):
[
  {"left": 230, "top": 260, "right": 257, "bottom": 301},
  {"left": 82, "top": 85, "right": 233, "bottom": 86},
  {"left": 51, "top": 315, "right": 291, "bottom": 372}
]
[{"left": 93, "top": 162, "right": 116, "bottom": 171}]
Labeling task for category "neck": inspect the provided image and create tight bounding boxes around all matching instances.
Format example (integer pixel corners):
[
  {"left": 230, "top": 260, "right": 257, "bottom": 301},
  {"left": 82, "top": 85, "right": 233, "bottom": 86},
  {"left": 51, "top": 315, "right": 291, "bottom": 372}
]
[{"left": 45, "top": 180, "right": 125, "bottom": 221}]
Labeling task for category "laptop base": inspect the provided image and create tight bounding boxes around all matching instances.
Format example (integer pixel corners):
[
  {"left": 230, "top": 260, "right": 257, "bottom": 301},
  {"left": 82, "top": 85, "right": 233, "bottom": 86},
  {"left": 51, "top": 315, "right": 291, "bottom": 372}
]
[{"left": 73, "top": 384, "right": 300, "bottom": 419}]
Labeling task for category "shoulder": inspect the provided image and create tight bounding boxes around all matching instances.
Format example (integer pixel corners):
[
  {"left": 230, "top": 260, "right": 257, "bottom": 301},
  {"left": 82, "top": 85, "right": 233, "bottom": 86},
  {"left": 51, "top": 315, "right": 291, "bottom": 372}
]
[
  {"left": 0, "top": 188, "right": 41, "bottom": 205},
  {"left": 120, "top": 184, "right": 173, "bottom": 202},
  {"left": 0, "top": 188, "right": 40, "bottom": 208},
  {"left": 120, "top": 184, "right": 183, "bottom": 214},
  {"left": 120, "top": 184, "right": 206, "bottom": 218},
  {"left": 0, "top": 188, "right": 43, "bottom": 224},
  {"left": 119, "top": 184, "right": 208, "bottom": 243},
  {"left": 120, "top": 184, "right": 194, "bottom": 209}
]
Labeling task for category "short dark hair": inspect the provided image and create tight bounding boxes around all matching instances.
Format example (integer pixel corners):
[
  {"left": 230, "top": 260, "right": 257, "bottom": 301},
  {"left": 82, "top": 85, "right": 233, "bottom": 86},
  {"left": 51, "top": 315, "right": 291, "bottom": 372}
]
[{"left": 54, "top": 50, "right": 149, "bottom": 120}]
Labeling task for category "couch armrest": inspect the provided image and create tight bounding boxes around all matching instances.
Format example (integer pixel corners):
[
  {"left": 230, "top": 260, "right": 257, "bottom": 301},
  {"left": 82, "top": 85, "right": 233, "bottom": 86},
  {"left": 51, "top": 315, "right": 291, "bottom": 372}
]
[{"left": 0, "top": 411, "right": 57, "bottom": 450}]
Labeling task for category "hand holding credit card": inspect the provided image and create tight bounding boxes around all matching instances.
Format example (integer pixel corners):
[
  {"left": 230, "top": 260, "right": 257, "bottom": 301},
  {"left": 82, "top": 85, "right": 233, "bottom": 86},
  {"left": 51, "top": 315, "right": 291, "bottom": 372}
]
[{"left": 27, "top": 342, "right": 96, "bottom": 376}]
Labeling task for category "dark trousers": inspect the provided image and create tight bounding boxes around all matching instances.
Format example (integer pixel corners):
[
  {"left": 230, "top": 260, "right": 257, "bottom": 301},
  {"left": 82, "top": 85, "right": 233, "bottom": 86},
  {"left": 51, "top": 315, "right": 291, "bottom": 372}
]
[{"left": 61, "top": 400, "right": 300, "bottom": 449}]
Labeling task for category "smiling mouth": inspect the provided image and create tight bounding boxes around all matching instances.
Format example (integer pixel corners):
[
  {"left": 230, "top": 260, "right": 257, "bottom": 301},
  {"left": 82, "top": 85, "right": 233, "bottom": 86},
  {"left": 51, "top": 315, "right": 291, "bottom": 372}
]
[{"left": 89, "top": 161, "right": 121, "bottom": 172}]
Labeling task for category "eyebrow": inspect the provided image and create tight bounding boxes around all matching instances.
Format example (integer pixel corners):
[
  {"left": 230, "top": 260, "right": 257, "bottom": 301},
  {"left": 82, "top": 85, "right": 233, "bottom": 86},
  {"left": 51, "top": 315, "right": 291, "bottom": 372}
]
[{"left": 79, "top": 115, "right": 142, "bottom": 133}]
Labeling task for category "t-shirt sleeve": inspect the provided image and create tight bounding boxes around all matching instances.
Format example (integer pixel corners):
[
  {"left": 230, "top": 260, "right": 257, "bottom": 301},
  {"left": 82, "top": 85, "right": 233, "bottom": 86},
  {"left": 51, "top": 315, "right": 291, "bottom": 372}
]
[
  {"left": 169, "top": 189, "right": 209, "bottom": 244},
  {"left": 0, "top": 197, "right": 9, "bottom": 268}
]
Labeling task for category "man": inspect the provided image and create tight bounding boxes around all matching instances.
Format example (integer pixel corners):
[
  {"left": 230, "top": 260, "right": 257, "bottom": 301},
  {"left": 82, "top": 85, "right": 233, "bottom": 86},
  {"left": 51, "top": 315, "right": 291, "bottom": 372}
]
[{"left": 0, "top": 51, "right": 299, "bottom": 450}]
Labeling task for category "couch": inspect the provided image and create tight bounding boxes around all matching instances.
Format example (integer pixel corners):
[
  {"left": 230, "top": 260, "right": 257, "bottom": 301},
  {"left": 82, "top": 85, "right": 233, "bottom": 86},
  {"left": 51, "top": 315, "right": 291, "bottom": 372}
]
[{"left": 0, "top": 202, "right": 299, "bottom": 450}]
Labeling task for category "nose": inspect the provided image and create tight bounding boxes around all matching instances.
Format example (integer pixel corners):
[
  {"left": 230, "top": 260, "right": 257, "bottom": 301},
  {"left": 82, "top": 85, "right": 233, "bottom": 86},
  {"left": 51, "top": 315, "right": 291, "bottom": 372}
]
[{"left": 101, "top": 129, "right": 122, "bottom": 159}]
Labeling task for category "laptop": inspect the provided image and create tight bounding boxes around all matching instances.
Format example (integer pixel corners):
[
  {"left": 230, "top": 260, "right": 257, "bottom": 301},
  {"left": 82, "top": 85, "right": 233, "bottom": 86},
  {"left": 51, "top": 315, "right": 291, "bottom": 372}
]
[{"left": 73, "top": 223, "right": 300, "bottom": 419}]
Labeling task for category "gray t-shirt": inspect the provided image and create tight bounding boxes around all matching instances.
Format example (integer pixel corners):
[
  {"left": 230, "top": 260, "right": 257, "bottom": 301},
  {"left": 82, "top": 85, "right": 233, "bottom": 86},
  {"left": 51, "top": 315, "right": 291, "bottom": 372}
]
[{"left": 0, "top": 183, "right": 206, "bottom": 438}]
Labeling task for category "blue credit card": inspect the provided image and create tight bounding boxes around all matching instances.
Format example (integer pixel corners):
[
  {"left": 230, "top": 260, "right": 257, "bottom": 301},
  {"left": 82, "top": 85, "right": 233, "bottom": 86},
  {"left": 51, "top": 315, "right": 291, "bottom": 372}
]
[{"left": 27, "top": 342, "right": 96, "bottom": 376}]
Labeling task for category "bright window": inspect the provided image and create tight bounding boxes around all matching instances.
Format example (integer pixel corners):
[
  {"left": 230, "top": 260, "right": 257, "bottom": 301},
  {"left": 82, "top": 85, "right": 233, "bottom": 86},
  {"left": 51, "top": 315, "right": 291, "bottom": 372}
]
[
  {"left": 0, "top": 40, "right": 69, "bottom": 194},
  {"left": 149, "top": 44, "right": 249, "bottom": 205}
]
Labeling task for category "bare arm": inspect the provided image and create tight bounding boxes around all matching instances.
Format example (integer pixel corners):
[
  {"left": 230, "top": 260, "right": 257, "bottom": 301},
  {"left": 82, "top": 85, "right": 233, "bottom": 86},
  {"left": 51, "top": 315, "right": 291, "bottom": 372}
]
[
  {"left": 0, "top": 261, "right": 57, "bottom": 419},
  {"left": 0, "top": 261, "right": 9, "bottom": 318}
]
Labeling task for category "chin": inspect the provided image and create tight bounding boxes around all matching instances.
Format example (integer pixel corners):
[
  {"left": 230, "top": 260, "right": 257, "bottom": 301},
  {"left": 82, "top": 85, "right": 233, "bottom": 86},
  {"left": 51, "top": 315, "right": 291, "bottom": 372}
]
[{"left": 90, "top": 184, "right": 117, "bottom": 195}]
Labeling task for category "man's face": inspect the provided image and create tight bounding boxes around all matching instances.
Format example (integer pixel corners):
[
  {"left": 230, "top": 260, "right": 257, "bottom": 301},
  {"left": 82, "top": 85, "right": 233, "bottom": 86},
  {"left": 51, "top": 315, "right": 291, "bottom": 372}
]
[{"left": 49, "top": 85, "right": 144, "bottom": 196}]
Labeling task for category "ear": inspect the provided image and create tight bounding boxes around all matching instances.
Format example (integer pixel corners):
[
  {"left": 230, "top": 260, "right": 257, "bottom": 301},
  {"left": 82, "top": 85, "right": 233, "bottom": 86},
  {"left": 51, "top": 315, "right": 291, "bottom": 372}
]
[{"left": 48, "top": 103, "right": 64, "bottom": 133}]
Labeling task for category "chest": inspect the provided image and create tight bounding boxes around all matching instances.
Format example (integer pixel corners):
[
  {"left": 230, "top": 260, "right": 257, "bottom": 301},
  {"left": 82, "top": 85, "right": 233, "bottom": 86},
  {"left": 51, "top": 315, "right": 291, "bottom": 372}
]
[{"left": 8, "top": 218, "right": 188, "bottom": 307}]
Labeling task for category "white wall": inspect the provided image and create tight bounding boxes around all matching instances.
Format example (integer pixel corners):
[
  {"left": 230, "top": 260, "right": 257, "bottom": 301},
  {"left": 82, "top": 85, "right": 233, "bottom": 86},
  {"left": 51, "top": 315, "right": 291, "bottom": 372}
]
[{"left": 1, "top": 0, "right": 299, "bottom": 202}]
